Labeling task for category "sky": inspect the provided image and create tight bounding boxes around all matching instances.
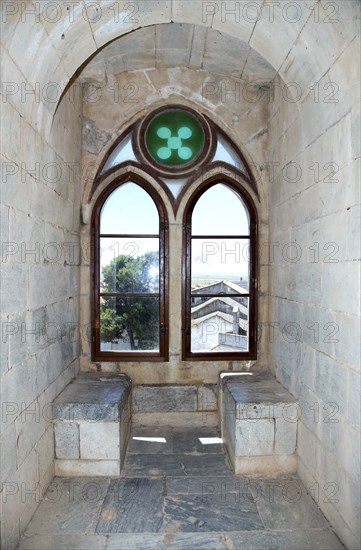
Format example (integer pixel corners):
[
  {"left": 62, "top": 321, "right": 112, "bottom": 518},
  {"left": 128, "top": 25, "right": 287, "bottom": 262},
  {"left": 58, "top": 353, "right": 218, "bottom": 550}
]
[{"left": 99, "top": 182, "right": 250, "bottom": 281}]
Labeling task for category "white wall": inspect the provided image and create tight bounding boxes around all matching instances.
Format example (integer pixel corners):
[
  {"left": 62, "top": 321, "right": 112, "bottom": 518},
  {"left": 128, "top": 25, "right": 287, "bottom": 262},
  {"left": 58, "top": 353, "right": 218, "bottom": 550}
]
[
  {"left": 0, "top": 33, "right": 83, "bottom": 549},
  {"left": 268, "top": 28, "right": 360, "bottom": 549}
]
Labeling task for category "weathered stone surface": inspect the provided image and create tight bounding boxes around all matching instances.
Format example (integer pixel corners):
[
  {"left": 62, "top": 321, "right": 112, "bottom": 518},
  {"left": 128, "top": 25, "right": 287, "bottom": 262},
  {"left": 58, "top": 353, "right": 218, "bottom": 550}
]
[
  {"left": 82, "top": 117, "right": 111, "bottom": 155},
  {"left": 96, "top": 479, "right": 164, "bottom": 533},
  {"left": 222, "top": 375, "right": 298, "bottom": 471},
  {"left": 55, "top": 422, "right": 79, "bottom": 459},
  {"left": 2, "top": 4, "right": 360, "bottom": 549},
  {"left": 133, "top": 385, "right": 197, "bottom": 413},
  {"left": 55, "top": 459, "right": 120, "bottom": 477},
  {"left": 275, "top": 418, "right": 297, "bottom": 455},
  {"left": 53, "top": 374, "right": 131, "bottom": 476},
  {"left": 52, "top": 374, "right": 131, "bottom": 421},
  {"left": 236, "top": 419, "right": 275, "bottom": 456},
  {"left": 164, "top": 493, "right": 263, "bottom": 532},
  {"left": 79, "top": 422, "right": 119, "bottom": 460}
]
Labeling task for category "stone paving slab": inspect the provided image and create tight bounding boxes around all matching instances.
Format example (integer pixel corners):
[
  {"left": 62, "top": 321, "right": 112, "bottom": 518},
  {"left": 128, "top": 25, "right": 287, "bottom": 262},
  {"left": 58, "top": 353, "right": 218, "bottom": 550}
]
[
  {"left": 96, "top": 478, "right": 164, "bottom": 534},
  {"left": 163, "top": 493, "right": 264, "bottom": 532},
  {"left": 122, "top": 453, "right": 232, "bottom": 477},
  {"left": 18, "top": 534, "right": 107, "bottom": 550},
  {"left": 166, "top": 475, "right": 255, "bottom": 496},
  {"left": 18, "top": 529, "right": 344, "bottom": 550},
  {"left": 18, "top": 426, "right": 345, "bottom": 550},
  {"left": 249, "top": 477, "right": 329, "bottom": 530},
  {"left": 127, "top": 427, "right": 224, "bottom": 456},
  {"left": 227, "top": 528, "right": 344, "bottom": 549},
  {"left": 24, "top": 478, "right": 110, "bottom": 536}
]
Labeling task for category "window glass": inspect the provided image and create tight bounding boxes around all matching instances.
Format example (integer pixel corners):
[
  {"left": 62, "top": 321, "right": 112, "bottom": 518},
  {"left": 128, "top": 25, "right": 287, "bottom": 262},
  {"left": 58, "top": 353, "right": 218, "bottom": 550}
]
[
  {"left": 101, "top": 135, "right": 137, "bottom": 173},
  {"left": 95, "top": 181, "right": 165, "bottom": 359},
  {"left": 192, "top": 184, "right": 249, "bottom": 236},
  {"left": 188, "top": 184, "right": 253, "bottom": 356},
  {"left": 100, "top": 183, "right": 159, "bottom": 234}
]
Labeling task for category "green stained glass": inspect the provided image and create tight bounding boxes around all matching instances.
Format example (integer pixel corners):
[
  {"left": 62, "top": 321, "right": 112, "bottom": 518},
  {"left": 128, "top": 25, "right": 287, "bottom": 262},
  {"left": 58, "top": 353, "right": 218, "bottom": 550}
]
[{"left": 145, "top": 110, "right": 205, "bottom": 167}]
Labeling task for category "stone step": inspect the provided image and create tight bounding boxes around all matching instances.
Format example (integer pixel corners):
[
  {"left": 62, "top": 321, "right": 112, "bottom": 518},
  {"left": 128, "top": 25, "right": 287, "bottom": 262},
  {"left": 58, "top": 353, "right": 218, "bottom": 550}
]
[{"left": 132, "top": 384, "right": 218, "bottom": 427}]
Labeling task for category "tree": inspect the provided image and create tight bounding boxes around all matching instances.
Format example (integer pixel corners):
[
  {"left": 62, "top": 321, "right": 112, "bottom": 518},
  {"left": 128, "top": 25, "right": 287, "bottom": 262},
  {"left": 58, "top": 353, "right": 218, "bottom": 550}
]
[{"left": 100, "top": 251, "right": 159, "bottom": 350}]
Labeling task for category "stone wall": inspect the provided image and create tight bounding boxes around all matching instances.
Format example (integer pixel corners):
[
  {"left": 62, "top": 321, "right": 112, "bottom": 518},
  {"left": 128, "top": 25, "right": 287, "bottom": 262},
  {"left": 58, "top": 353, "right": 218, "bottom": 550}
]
[
  {"left": 0, "top": 27, "right": 82, "bottom": 548},
  {"left": 0, "top": 2, "right": 360, "bottom": 548},
  {"left": 268, "top": 24, "right": 360, "bottom": 550}
]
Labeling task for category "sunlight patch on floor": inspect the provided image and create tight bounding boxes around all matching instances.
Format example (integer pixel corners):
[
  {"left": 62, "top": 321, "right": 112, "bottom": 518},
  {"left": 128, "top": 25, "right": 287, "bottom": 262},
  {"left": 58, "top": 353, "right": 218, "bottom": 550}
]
[
  {"left": 132, "top": 437, "right": 167, "bottom": 443},
  {"left": 198, "top": 437, "right": 223, "bottom": 445}
]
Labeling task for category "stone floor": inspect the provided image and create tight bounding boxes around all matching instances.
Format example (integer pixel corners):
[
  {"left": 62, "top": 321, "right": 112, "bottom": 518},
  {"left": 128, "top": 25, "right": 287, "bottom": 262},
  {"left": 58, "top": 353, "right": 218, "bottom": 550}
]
[{"left": 18, "top": 426, "right": 344, "bottom": 549}]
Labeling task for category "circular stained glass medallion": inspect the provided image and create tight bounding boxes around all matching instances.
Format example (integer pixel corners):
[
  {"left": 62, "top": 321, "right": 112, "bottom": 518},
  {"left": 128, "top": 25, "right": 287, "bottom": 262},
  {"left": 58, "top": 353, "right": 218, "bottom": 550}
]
[{"left": 136, "top": 107, "right": 214, "bottom": 176}]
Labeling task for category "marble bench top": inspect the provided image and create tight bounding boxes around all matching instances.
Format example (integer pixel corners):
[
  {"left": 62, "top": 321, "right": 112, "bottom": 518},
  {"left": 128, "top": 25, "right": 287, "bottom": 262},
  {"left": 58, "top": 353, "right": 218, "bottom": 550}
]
[
  {"left": 222, "top": 374, "right": 298, "bottom": 419},
  {"left": 52, "top": 373, "right": 131, "bottom": 421}
]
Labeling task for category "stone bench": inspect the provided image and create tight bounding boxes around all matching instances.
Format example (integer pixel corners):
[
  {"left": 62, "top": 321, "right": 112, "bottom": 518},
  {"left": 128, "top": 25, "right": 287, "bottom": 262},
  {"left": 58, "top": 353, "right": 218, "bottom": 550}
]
[
  {"left": 220, "top": 373, "right": 299, "bottom": 475},
  {"left": 52, "top": 373, "right": 132, "bottom": 476}
]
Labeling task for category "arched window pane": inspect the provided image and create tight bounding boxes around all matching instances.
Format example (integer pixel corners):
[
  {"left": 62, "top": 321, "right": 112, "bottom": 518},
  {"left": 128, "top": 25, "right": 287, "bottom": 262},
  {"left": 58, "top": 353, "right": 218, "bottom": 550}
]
[
  {"left": 192, "top": 184, "right": 249, "bottom": 235},
  {"left": 187, "top": 182, "right": 254, "bottom": 357},
  {"left": 213, "top": 136, "right": 246, "bottom": 174},
  {"left": 101, "top": 135, "right": 137, "bottom": 173},
  {"left": 100, "top": 183, "right": 159, "bottom": 234}
]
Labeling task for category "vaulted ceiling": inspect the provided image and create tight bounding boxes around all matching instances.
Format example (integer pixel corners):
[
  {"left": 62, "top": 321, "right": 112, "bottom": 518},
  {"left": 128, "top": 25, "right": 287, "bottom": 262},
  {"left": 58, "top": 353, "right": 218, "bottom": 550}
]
[{"left": 79, "top": 23, "right": 276, "bottom": 83}]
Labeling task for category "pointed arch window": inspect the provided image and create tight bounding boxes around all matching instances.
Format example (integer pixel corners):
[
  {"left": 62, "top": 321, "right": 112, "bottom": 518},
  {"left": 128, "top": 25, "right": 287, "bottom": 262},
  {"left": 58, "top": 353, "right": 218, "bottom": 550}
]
[
  {"left": 91, "top": 105, "right": 258, "bottom": 363},
  {"left": 92, "top": 177, "right": 168, "bottom": 361},
  {"left": 183, "top": 179, "right": 257, "bottom": 360}
]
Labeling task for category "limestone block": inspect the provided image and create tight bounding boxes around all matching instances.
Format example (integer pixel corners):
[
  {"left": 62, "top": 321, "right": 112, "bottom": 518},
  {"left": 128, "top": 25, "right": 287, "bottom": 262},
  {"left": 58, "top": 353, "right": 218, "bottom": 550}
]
[
  {"left": 55, "top": 459, "right": 120, "bottom": 477},
  {"left": 156, "top": 23, "right": 193, "bottom": 68},
  {"left": 37, "top": 424, "right": 55, "bottom": 481},
  {"left": 250, "top": 1, "right": 313, "bottom": 72},
  {"left": 54, "top": 422, "right": 79, "bottom": 459},
  {"left": 52, "top": 374, "right": 131, "bottom": 421},
  {"left": 132, "top": 411, "right": 218, "bottom": 429},
  {"left": 1, "top": 264, "right": 27, "bottom": 315},
  {"left": 275, "top": 417, "right": 297, "bottom": 455},
  {"left": 79, "top": 422, "right": 119, "bottom": 460},
  {"left": 235, "top": 418, "right": 274, "bottom": 456},
  {"left": 189, "top": 26, "right": 207, "bottom": 69},
  {"left": 234, "top": 454, "right": 297, "bottom": 475},
  {"left": 15, "top": 399, "right": 48, "bottom": 468},
  {"left": 322, "top": 262, "right": 360, "bottom": 317},
  {"left": 346, "top": 369, "right": 361, "bottom": 428},
  {"left": 297, "top": 422, "right": 318, "bottom": 467},
  {"left": 1, "top": 356, "right": 39, "bottom": 418},
  {"left": 211, "top": 2, "right": 259, "bottom": 43},
  {"left": 202, "top": 29, "right": 248, "bottom": 78},
  {"left": 197, "top": 385, "right": 217, "bottom": 411},
  {"left": 9, "top": 19, "right": 48, "bottom": 83},
  {"left": 91, "top": 1, "right": 171, "bottom": 48},
  {"left": 0, "top": 420, "right": 17, "bottom": 486},
  {"left": 1, "top": 101, "right": 21, "bottom": 163},
  {"left": 133, "top": 385, "right": 197, "bottom": 412}
]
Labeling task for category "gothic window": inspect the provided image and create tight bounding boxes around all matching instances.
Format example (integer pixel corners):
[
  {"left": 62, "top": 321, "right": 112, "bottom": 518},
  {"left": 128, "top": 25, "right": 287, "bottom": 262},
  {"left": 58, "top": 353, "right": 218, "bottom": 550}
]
[
  {"left": 91, "top": 105, "right": 257, "bottom": 361},
  {"left": 92, "top": 177, "right": 168, "bottom": 361},
  {"left": 183, "top": 180, "right": 257, "bottom": 360}
]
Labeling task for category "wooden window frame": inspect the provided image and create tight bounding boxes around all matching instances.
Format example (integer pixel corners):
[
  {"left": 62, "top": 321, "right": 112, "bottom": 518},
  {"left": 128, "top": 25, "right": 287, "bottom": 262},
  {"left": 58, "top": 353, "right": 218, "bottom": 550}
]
[
  {"left": 91, "top": 174, "right": 169, "bottom": 362},
  {"left": 182, "top": 175, "right": 258, "bottom": 361}
]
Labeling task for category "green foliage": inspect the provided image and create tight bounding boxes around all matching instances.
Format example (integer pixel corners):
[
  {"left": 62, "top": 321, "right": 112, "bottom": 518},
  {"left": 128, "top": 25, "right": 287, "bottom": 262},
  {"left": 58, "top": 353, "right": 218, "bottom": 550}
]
[{"left": 100, "top": 252, "right": 159, "bottom": 350}]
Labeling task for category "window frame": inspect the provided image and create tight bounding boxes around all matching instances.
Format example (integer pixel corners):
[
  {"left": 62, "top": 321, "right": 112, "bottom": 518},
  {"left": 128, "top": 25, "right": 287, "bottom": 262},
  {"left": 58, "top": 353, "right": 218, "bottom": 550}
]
[
  {"left": 91, "top": 174, "right": 169, "bottom": 362},
  {"left": 182, "top": 175, "right": 258, "bottom": 361}
]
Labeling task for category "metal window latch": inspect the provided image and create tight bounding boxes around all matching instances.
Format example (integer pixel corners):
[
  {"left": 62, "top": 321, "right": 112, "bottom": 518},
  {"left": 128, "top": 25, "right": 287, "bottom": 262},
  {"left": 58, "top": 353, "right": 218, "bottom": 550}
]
[{"left": 160, "top": 324, "right": 168, "bottom": 334}]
